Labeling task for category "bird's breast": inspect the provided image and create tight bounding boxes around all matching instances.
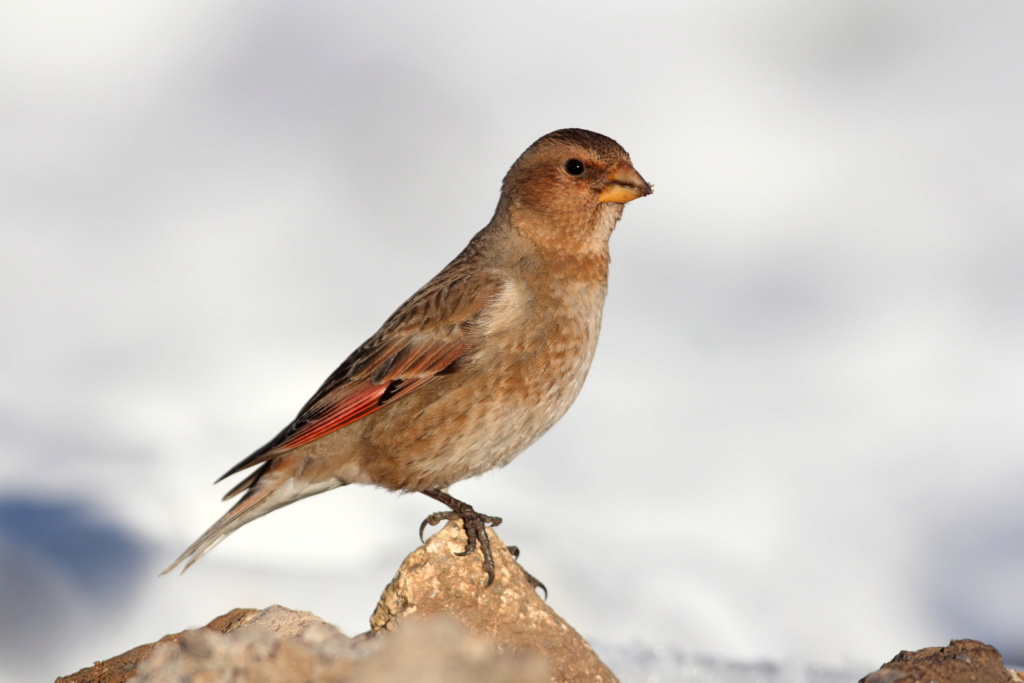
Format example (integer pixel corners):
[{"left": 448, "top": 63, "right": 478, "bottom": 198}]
[
  {"left": 474, "top": 273, "right": 606, "bottom": 429},
  {"left": 358, "top": 269, "right": 608, "bottom": 491}
]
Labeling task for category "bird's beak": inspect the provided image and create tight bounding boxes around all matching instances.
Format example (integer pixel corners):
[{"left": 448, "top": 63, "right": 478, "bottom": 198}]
[{"left": 598, "top": 161, "right": 653, "bottom": 203}]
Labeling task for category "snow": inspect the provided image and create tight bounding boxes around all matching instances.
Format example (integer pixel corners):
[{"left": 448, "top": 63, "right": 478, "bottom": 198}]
[{"left": 2, "top": 1, "right": 1023, "bottom": 681}]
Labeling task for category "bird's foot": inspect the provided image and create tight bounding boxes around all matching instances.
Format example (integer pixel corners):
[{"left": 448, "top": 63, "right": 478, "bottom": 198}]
[
  {"left": 419, "top": 506, "right": 502, "bottom": 585},
  {"left": 417, "top": 489, "right": 546, "bottom": 594},
  {"left": 419, "top": 488, "right": 506, "bottom": 585}
]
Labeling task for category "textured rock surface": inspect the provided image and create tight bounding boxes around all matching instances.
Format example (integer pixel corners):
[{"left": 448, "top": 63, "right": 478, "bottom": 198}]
[
  {"left": 56, "top": 608, "right": 260, "bottom": 683},
  {"left": 60, "top": 605, "right": 548, "bottom": 683},
  {"left": 355, "top": 616, "right": 548, "bottom": 683},
  {"left": 859, "top": 639, "right": 1023, "bottom": 683},
  {"left": 372, "top": 520, "right": 617, "bottom": 682},
  {"left": 131, "top": 605, "right": 359, "bottom": 682},
  {"left": 57, "top": 522, "right": 608, "bottom": 682}
]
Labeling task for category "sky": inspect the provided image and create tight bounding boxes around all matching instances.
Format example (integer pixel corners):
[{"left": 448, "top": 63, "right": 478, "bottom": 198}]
[{"left": 2, "top": 1, "right": 1023, "bottom": 681}]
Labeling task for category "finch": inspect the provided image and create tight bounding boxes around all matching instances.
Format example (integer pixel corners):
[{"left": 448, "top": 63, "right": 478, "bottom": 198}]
[{"left": 164, "top": 128, "right": 652, "bottom": 584}]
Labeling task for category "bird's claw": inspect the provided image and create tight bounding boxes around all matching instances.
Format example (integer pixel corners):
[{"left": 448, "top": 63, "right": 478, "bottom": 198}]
[
  {"left": 418, "top": 508, "right": 502, "bottom": 585},
  {"left": 417, "top": 505, "right": 546, "bottom": 596},
  {"left": 505, "top": 545, "right": 548, "bottom": 599},
  {"left": 418, "top": 512, "right": 448, "bottom": 543}
]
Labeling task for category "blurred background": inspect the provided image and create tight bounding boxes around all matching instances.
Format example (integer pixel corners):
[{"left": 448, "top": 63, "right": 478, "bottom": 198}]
[{"left": 2, "top": 1, "right": 1023, "bottom": 680}]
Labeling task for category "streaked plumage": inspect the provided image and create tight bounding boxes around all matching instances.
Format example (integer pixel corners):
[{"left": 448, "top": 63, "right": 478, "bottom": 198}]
[{"left": 165, "top": 129, "right": 652, "bottom": 583}]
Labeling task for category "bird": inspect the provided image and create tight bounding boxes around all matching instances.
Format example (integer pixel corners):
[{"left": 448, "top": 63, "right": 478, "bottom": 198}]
[{"left": 163, "top": 128, "right": 652, "bottom": 584}]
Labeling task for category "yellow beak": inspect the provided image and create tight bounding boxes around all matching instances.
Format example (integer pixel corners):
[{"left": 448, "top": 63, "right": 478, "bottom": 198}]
[{"left": 598, "top": 161, "right": 653, "bottom": 203}]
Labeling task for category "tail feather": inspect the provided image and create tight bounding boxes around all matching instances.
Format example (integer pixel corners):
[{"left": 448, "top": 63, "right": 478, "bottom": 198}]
[
  {"left": 222, "top": 464, "right": 266, "bottom": 502},
  {"left": 162, "top": 471, "right": 345, "bottom": 574}
]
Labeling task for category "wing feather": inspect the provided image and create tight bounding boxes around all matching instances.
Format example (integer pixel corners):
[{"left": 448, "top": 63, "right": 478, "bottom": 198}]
[{"left": 216, "top": 267, "right": 503, "bottom": 484}]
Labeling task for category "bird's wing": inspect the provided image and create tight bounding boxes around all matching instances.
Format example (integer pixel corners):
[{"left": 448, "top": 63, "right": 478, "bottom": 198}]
[{"left": 216, "top": 268, "right": 505, "bottom": 485}]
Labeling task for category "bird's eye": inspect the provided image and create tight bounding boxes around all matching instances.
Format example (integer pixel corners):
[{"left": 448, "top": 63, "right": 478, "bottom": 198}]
[{"left": 564, "top": 159, "right": 585, "bottom": 176}]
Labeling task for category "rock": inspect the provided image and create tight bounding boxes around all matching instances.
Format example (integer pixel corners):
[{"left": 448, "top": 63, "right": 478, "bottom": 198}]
[
  {"left": 56, "top": 608, "right": 260, "bottom": 683},
  {"left": 57, "top": 606, "right": 355, "bottom": 683},
  {"left": 355, "top": 616, "right": 548, "bottom": 683},
  {"left": 56, "top": 522, "right": 614, "bottom": 682},
  {"left": 371, "top": 519, "right": 618, "bottom": 683},
  {"left": 859, "top": 639, "right": 1022, "bottom": 683},
  {"left": 61, "top": 605, "right": 547, "bottom": 683},
  {"left": 131, "top": 605, "right": 358, "bottom": 682}
]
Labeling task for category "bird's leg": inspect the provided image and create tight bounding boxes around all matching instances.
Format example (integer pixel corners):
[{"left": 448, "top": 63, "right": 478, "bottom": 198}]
[{"left": 419, "top": 489, "right": 502, "bottom": 585}]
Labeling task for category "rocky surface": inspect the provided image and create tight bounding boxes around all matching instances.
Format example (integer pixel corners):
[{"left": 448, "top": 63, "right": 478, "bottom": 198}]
[
  {"left": 57, "top": 521, "right": 607, "bottom": 682},
  {"left": 55, "top": 608, "right": 261, "bottom": 683},
  {"left": 858, "top": 639, "right": 1024, "bottom": 683},
  {"left": 132, "top": 606, "right": 358, "bottom": 682},
  {"left": 56, "top": 524, "right": 1024, "bottom": 683},
  {"left": 371, "top": 519, "right": 616, "bottom": 682}
]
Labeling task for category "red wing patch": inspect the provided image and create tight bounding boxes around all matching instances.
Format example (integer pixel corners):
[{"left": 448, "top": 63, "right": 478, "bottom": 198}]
[
  {"left": 274, "top": 382, "right": 389, "bottom": 451},
  {"left": 271, "top": 341, "right": 467, "bottom": 452}
]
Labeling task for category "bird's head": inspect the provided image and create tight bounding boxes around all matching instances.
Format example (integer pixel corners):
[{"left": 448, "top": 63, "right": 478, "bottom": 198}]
[{"left": 499, "top": 128, "right": 652, "bottom": 255}]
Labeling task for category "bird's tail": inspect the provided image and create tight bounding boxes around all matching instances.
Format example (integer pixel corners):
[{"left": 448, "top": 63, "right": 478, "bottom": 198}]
[{"left": 162, "top": 464, "right": 344, "bottom": 574}]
